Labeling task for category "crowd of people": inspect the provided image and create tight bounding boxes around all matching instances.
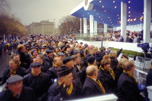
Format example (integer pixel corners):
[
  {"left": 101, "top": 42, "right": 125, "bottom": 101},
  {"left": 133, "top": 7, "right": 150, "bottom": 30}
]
[
  {"left": 0, "top": 36, "right": 28, "bottom": 56},
  {"left": 106, "top": 30, "right": 143, "bottom": 43},
  {"left": 0, "top": 34, "right": 151, "bottom": 101},
  {"left": 90, "top": 30, "right": 144, "bottom": 43}
]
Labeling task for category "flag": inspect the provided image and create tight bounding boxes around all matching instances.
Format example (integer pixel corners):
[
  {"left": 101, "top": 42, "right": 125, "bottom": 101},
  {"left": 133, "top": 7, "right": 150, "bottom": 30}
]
[
  {"left": 3, "top": 34, "right": 5, "bottom": 42},
  {"left": 8, "top": 34, "right": 11, "bottom": 43},
  {"left": 13, "top": 35, "right": 16, "bottom": 40}
]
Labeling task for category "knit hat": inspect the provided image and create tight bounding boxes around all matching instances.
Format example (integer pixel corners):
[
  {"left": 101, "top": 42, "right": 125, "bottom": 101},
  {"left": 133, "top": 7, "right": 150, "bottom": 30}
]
[{"left": 57, "top": 66, "right": 72, "bottom": 77}]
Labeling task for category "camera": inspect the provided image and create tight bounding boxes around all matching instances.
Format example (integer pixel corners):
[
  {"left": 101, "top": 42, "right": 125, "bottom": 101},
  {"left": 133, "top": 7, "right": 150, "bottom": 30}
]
[{"left": 137, "top": 43, "right": 150, "bottom": 53}]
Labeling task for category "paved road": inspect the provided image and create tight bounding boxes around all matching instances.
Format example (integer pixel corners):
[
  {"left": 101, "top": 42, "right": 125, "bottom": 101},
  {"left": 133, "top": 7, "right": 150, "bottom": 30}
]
[{"left": 0, "top": 53, "right": 10, "bottom": 77}]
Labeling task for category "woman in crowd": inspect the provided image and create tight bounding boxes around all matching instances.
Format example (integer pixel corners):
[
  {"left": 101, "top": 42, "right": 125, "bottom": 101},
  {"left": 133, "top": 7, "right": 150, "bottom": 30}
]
[{"left": 98, "top": 55, "right": 117, "bottom": 94}]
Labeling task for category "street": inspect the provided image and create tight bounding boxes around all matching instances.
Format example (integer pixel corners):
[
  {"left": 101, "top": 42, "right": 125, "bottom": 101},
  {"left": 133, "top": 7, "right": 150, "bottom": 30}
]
[{"left": 0, "top": 53, "right": 10, "bottom": 77}]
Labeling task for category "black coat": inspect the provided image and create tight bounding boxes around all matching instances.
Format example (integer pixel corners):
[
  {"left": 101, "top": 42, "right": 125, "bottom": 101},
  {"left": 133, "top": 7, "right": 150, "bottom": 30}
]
[
  {"left": 25, "top": 61, "right": 50, "bottom": 74},
  {"left": 0, "top": 86, "right": 37, "bottom": 101},
  {"left": 119, "top": 37, "right": 124, "bottom": 42},
  {"left": 0, "top": 67, "right": 26, "bottom": 85},
  {"left": 145, "top": 69, "right": 152, "bottom": 99},
  {"left": 65, "top": 52, "right": 70, "bottom": 57},
  {"left": 137, "top": 38, "right": 140, "bottom": 43},
  {"left": 146, "top": 69, "right": 152, "bottom": 86},
  {"left": 71, "top": 67, "right": 82, "bottom": 89},
  {"left": 115, "top": 68, "right": 123, "bottom": 84},
  {"left": 47, "top": 67, "right": 58, "bottom": 79},
  {"left": 47, "top": 80, "right": 81, "bottom": 101},
  {"left": 110, "top": 57, "right": 118, "bottom": 72},
  {"left": 73, "top": 65, "right": 86, "bottom": 85},
  {"left": 98, "top": 69, "right": 117, "bottom": 93},
  {"left": 41, "top": 61, "right": 50, "bottom": 73},
  {"left": 23, "top": 72, "right": 52, "bottom": 100},
  {"left": 118, "top": 72, "right": 145, "bottom": 101},
  {"left": 44, "top": 56, "right": 53, "bottom": 68},
  {"left": 82, "top": 77, "right": 105, "bottom": 97},
  {"left": 69, "top": 49, "right": 74, "bottom": 56},
  {"left": 16, "top": 51, "right": 32, "bottom": 69}
]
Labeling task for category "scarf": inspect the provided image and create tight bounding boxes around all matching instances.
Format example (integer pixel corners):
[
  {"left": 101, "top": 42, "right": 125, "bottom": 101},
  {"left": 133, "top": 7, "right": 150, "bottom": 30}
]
[
  {"left": 58, "top": 81, "right": 73, "bottom": 96},
  {"left": 38, "top": 49, "right": 40, "bottom": 54},
  {"left": 77, "top": 64, "right": 81, "bottom": 71},
  {"left": 123, "top": 70, "right": 138, "bottom": 83},
  {"left": 102, "top": 68, "right": 115, "bottom": 80},
  {"left": 109, "top": 68, "right": 115, "bottom": 80},
  {"left": 54, "top": 53, "right": 57, "bottom": 57},
  {"left": 87, "top": 75, "right": 105, "bottom": 94},
  {"left": 10, "top": 69, "right": 17, "bottom": 76},
  {"left": 53, "top": 63, "right": 58, "bottom": 68},
  {"left": 18, "top": 61, "right": 21, "bottom": 67}
]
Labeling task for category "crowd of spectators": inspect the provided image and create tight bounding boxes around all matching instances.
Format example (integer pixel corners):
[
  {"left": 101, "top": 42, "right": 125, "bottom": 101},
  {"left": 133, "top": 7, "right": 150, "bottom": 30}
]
[{"left": 106, "top": 30, "right": 143, "bottom": 43}]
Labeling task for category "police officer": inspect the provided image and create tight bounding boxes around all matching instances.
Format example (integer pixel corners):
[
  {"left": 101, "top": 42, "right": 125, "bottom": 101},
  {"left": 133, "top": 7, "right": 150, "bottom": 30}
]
[
  {"left": 63, "top": 56, "right": 82, "bottom": 87},
  {"left": 57, "top": 52, "right": 65, "bottom": 60},
  {"left": 47, "top": 57, "right": 62, "bottom": 80},
  {"left": 48, "top": 65, "right": 81, "bottom": 101},
  {"left": 23, "top": 62, "right": 52, "bottom": 101},
  {"left": 83, "top": 65, "right": 105, "bottom": 97},
  {"left": 45, "top": 49, "right": 54, "bottom": 67},
  {"left": 0, "top": 75, "right": 37, "bottom": 101},
  {"left": 64, "top": 46, "right": 70, "bottom": 56},
  {"left": 12, "top": 53, "right": 25, "bottom": 69},
  {"left": 73, "top": 55, "right": 86, "bottom": 85},
  {"left": 30, "top": 49, "right": 38, "bottom": 59},
  {"left": 0, "top": 59, "right": 26, "bottom": 85},
  {"left": 36, "top": 54, "right": 50, "bottom": 73}
]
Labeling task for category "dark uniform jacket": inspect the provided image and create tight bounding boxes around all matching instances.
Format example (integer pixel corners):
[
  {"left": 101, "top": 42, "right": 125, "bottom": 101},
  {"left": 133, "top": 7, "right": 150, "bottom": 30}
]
[
  {"left": 145, "top": 69, "right": 152, "bottom": 100},
  {"left": 115, "top": 67, "right": 123, "bottom": 84},
  {"left": 23, "top": 72, "right": 52, "bottom": 100},
  {"left": 98, "top": 69, "right": 117, "bottom": 93},
  {"left": 25, "top": 61, "right": 50, "bottom": 74},
  {"left": 110, "top": 48, "right": 122, "bottom": 72},
  {"left": 64, "top": 53, "right": 70, "bottom": 57},
  {"left": 16, "top": 51, "right": 32, "bottom": 69},
  {"left": 0, "top": 86, "right": 37, "bottom": 101},
  {"left": 48, "top": 80, "right": 81, "bottom": 101},
  {"left": 69, "top": 49, "right": 74, "bottom": 56},
  {"left": 71, "top": 67, "right": 82, "bottom": 89},
  {"left": 110, "top": 57, "right": 118, "bottom": 72},
  {"left": 44, "top": 56, "right": 53, "bottom": 68},
  {"left": 41, "top": 61, "right": 50, "bottom": 73},
  {"left": 146, "top": 69, "right": 152, "bottom": 87},
  {"left": 47, "top": 67, "right": 58, "bottom": 79},
  {"left": 82, "top": 77, "right": 105, "bottom": 97},
  {"left": 73, "top": 65, "right": 86, "bottom": 85},
  {"left": 118, "top": 72, "right": 145, "bottom": 101},
  {"left": 0, "top": 67, "right": 26, "bottom": 85}
]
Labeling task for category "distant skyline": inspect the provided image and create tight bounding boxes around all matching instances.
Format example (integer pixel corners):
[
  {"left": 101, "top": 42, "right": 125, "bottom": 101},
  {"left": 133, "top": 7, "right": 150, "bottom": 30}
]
[{"left": 7, "top": 0, "right": 82, "bottom": 27}]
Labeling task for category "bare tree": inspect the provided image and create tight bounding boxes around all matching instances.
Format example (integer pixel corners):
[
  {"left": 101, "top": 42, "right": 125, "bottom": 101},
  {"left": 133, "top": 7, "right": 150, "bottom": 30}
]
[
  {"left": 0, "top": 14, "right": 28, "bottom": 36},
  {"left": 0, "top": 0, "right": 10, "bottom": 15},
  {"left": 58, "top": 16, "right": 80, "bottom": 35}
]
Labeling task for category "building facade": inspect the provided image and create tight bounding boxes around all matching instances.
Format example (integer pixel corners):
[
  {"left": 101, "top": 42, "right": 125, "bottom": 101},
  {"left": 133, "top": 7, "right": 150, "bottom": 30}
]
[{"left": 29, "top": 20, "right": 55, "bottom": 35}]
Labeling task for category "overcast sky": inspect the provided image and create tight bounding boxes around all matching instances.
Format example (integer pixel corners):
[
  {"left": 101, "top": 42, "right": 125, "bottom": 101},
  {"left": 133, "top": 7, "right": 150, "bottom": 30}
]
[{"left": 7, "top": 0, "right": 82, "bottom": 27}]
